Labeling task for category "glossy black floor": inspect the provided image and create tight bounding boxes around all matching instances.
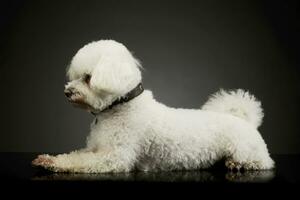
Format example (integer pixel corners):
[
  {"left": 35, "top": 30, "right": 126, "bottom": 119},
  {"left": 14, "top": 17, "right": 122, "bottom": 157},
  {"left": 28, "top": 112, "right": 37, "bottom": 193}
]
[
  {"left": 0, "top": 153, "right": 299, "bottom": 196},
  {"left": 1, "top": 153, "right": 299, "bottom": 182}
]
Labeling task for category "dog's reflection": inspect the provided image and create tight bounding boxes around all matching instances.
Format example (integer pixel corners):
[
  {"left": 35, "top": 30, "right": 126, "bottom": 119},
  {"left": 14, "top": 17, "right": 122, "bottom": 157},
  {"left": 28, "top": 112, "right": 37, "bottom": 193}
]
[
  {"left": 224, "top": 170, "right": 275, "bottom": 183},
  {"left": 32, "top": 170, "right": 275, "bottom": 183}
]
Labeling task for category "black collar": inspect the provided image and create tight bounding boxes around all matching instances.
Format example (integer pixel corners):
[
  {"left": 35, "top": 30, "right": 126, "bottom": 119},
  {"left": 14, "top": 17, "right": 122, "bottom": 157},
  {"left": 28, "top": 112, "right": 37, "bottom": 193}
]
[{"left": 92, "top": 83, "right": 144, "bottom": 115}]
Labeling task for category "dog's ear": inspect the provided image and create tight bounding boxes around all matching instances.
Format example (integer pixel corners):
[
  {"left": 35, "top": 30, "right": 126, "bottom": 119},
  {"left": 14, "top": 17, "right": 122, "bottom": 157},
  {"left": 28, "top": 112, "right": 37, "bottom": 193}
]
[{"left": 90, "top": 57, "right": 141, "bottom": 95}]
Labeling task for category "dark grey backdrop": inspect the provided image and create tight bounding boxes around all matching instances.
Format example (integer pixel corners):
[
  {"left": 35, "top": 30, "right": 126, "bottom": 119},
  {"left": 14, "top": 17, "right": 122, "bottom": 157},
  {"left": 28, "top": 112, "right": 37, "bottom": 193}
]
[{"left": 0, "top": 0, "right": 299, "bottom": 154}]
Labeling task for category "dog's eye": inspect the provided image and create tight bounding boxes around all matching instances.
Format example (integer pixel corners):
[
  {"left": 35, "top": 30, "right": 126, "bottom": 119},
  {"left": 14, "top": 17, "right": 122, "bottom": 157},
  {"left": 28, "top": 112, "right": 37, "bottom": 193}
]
[{"left": 84, "top": 74, "right": 91, "bottom": 84}]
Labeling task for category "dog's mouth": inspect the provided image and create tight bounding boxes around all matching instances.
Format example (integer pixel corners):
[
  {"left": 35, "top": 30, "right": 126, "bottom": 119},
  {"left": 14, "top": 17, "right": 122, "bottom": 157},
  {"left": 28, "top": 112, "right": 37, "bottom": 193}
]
[
  {"left": 65, "top": 92, "right": 93, "bottom": 111},
  {"left": 69, "top": 98, "right": 90, "bottom": 109}
]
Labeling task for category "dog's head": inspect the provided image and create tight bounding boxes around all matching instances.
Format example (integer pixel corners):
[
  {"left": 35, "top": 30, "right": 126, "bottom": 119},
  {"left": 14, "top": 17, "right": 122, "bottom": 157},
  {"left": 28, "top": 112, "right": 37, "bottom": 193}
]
[{"left": 64, "top": 40, "right": 142, "bottom": 113}]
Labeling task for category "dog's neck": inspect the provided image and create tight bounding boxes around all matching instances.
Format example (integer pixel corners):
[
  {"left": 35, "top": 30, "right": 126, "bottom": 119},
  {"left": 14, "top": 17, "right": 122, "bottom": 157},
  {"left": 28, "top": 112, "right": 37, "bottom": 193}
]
[
  {"left": 92, "top": 89, "right": 154, "bottom": 125},
  {"left": 91, "top": 83, "right": 144, "bottom": 117}
]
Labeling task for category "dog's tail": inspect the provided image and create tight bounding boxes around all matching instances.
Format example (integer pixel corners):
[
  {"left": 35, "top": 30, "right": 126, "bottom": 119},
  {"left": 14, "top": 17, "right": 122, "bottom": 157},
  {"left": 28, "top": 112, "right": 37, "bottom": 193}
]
[{"left": 201, "top": 89, "right": 264, "bottom": 128}]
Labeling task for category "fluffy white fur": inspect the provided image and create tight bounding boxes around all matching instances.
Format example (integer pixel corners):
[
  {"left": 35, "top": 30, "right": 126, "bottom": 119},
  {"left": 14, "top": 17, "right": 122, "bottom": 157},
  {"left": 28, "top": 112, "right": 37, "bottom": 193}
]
[{"left": 32, "top": 40, "right": 274, "bottom": 173}]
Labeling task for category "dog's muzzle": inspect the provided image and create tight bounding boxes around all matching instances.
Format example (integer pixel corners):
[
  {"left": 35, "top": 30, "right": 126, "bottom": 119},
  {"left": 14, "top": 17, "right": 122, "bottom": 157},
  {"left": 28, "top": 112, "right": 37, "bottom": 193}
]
[{"left": 64, "top": 89, "right": 73, "bottom": 98}]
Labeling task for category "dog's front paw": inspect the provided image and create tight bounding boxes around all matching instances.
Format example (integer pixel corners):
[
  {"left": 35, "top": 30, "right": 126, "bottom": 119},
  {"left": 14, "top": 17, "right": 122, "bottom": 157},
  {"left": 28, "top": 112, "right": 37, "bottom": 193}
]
[{"left": 32, "top": 154, "right": 55, "bottom": 169}]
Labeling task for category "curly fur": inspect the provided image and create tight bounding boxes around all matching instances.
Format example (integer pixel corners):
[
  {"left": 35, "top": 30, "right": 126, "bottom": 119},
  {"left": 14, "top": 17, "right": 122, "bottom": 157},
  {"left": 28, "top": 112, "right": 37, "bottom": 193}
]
[
  {"left": 202, "top": 89, "right": 264, "bottom": 128},
  {"left": 32, "top": 40, "right": 274, "bottom": 173}
]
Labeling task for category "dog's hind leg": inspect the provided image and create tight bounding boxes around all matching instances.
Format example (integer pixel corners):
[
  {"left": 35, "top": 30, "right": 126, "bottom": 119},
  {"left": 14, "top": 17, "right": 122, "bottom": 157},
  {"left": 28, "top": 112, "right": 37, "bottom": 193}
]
[{"left": 224, "top": 144, "right": 274, "bottom": 171}]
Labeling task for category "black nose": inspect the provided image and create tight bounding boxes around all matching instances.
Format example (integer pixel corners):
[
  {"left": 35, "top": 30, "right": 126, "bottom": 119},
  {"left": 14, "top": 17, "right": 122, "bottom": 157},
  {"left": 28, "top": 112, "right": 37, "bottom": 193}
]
[{"left": 64, "top": 90, "right": 73, "bottom": 98}]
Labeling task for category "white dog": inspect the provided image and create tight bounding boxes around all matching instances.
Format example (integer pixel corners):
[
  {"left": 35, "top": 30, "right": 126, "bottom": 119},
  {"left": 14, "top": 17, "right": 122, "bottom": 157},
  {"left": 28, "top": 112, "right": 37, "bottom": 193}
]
[{"left": 32, "top": 40, "right": 274, "bottom": 173}]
